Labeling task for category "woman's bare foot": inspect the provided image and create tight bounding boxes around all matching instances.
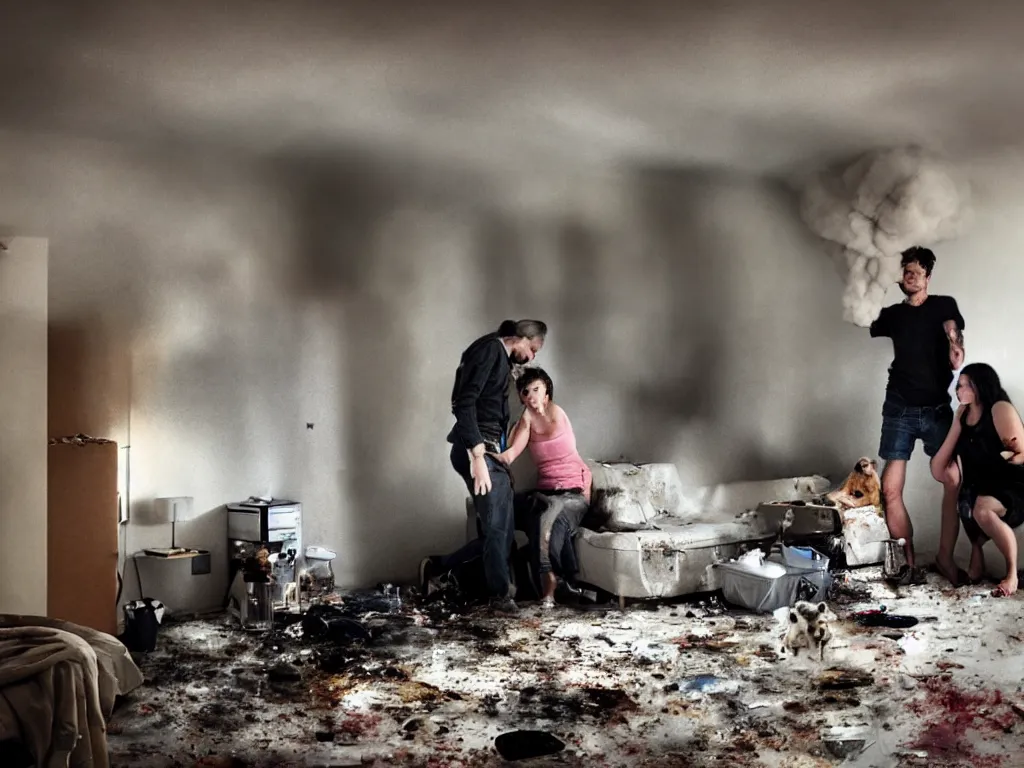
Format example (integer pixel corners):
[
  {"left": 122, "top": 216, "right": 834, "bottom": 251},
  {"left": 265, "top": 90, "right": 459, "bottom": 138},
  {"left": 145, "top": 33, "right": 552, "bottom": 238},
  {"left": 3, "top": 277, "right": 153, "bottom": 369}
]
[
  {"left": 968, "top": 544, "right": 987, "bottom": 583},
  {"left": 934, "top": 554, "right": 965, "bottom": 587},
  {"left": 992, "top": 571, "right": 1018, "bottom": 597}
]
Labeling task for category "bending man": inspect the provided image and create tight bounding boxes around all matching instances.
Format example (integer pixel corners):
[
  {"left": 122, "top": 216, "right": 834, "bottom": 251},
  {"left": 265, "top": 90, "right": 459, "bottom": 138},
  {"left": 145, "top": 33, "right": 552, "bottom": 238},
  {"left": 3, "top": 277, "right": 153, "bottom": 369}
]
[{"left": 446, "top": 319, "right": 547, "bottom": 613}]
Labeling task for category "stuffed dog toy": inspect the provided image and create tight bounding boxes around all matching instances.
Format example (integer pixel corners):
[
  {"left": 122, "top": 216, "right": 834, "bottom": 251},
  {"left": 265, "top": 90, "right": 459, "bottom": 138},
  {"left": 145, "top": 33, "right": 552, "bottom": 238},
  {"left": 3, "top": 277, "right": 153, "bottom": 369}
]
[{"left": 827, "top": 457, "right": 883, "bottom": 510}]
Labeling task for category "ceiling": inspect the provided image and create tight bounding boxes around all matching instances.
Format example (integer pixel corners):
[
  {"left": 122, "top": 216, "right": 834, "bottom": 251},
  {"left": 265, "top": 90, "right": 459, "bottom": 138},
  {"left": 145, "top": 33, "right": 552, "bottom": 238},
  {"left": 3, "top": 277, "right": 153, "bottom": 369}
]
[{"left": 3, "top": 1, "right": 1024, "bottom": 177}]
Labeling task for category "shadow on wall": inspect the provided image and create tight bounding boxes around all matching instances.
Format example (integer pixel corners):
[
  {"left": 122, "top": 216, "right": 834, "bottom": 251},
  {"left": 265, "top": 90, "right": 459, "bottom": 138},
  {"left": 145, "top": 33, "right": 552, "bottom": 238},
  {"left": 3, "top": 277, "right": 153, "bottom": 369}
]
[
  {"left": 285, "top": 155, "right": 478, "bottom": 584},
  {"left": 551, "top": 167, "right": 731, "bottom": 466}
]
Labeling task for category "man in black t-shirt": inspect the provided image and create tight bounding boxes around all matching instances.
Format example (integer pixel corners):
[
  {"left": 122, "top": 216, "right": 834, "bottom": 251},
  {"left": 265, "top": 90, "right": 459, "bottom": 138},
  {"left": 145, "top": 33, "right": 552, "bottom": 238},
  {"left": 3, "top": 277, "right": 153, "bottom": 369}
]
[{"left": 869, "top": 247, "right": 965, "bottom": 585}]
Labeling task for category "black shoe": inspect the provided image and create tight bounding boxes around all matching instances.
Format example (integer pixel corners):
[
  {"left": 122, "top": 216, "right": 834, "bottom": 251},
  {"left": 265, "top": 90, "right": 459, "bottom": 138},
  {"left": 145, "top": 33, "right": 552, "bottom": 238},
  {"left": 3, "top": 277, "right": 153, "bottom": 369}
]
[
  {"left": 419, "top": 556, "right": 443, "bottom": 596},
  {"left": 887, "top": 565, "right": 926, "bottom": 587},
  {"left": 488, "top": 596, "right": 518, "bottom": 614}
]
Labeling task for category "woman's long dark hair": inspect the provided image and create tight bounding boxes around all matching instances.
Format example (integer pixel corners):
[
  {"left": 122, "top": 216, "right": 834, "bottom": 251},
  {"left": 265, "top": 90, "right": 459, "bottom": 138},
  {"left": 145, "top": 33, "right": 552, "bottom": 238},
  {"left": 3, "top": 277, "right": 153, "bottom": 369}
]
[{"left": 961, "top": 362, "right": 1011, "bottom": 410}]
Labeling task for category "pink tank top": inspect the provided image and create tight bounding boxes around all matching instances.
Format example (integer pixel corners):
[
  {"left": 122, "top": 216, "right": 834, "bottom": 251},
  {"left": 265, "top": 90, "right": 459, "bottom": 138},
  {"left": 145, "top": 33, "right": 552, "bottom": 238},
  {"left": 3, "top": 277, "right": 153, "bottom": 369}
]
[{"left": 528, "top": 415, "right": 592, "bottom": 502}]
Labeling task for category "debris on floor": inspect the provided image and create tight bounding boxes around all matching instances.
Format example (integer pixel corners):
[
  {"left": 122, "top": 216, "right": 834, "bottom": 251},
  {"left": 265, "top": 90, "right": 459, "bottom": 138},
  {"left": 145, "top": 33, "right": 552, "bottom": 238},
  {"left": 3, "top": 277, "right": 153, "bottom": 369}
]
[{"left": 106, "top": 568, "right": 1024, "bottom": 767}]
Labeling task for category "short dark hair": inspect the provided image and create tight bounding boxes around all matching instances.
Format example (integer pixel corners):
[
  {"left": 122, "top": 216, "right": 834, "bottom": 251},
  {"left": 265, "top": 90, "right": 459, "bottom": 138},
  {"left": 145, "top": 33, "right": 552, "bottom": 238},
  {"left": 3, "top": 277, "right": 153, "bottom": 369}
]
[
  {"left": 901, "top": 246, "right": 936, "bottom": 277},
  {"left": 516, "top": 366, "right": 554, "bottom": 400},
  {"left": 498, "top": 319, "right": 548, "bottom": 340},
  {"left": 961, "top": 362, "right": 1011, "bottom": 410}
]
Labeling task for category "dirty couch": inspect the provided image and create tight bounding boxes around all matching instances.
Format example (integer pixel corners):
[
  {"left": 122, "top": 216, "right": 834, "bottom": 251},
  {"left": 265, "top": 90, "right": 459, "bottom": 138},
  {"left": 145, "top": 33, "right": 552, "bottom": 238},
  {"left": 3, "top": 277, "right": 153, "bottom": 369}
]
[
  {"left": 574, "top": 462, "right": 832, "bottom": 605},
  {"left": 464, "top": 461, "right": 832, "bottom": 606}
]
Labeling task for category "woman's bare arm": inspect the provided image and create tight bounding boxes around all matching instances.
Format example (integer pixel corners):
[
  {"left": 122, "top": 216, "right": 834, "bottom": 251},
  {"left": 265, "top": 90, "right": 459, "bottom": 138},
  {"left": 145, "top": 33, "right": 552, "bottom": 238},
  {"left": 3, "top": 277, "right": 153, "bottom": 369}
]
[
  {"left": 992, "top": 401, "right": 1024, "bottom": 464},
  {"left": 496, "top": 409, "right": 532, "bottom": 465},
  {"left": 930, "top": 405, "right": 964, "bottom": 480}
]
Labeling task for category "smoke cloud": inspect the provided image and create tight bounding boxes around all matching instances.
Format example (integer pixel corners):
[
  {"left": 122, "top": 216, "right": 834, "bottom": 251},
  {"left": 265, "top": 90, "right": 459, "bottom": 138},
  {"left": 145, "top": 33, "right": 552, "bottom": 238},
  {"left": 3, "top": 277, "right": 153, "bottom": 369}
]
[{"left": 799, "top": 146, "right": 972, "bottom": 327}]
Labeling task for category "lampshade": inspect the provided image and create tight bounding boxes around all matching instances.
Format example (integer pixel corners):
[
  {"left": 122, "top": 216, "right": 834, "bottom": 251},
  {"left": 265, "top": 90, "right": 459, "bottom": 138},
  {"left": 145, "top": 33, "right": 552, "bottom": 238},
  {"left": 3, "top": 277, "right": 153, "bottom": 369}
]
[{"left": 152, "top": 496, "right": 196, "bottom": 524}]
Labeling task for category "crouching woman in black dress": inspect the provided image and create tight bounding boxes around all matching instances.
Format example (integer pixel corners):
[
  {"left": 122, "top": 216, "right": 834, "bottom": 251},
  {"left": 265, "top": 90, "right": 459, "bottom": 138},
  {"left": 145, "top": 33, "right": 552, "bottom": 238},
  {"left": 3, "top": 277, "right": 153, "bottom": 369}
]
[{"left": 931, "top": 363, "right": 1024, "bottom": 596}]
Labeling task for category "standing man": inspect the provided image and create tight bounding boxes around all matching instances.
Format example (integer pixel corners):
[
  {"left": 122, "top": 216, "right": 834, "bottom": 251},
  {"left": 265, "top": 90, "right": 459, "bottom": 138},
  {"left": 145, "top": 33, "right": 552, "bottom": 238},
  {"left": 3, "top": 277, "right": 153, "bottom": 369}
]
[
  {"left": 446, "top": 319, "right": 547, "bottom": 613},
  {"left": 870, "top": 247, "right": 965, "bottom": 585}
]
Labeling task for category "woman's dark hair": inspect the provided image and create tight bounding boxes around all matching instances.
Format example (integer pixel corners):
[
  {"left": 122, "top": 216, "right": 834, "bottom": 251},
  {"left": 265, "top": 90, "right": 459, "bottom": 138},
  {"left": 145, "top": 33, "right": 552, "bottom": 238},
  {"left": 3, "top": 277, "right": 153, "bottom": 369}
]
[
  {"left": 516, "top": 366, "right": 554, "bottom": 401},
  {"left": 498, "top": 319, "right": 548, "bottom": 340},
  {"left": 961, "top": 362, "right": 1011, "bottom": 410}
]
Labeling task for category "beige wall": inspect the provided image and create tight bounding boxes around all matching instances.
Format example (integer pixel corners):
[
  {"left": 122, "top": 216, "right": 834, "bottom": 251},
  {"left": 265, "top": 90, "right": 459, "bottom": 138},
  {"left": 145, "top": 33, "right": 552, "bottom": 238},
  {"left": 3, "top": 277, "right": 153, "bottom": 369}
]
[
  {"left": 0, "top": 236, "right": 48, "bottom": 615},
  {"left": 5, "top": 130, "right": 1023, "bottom": 595}
]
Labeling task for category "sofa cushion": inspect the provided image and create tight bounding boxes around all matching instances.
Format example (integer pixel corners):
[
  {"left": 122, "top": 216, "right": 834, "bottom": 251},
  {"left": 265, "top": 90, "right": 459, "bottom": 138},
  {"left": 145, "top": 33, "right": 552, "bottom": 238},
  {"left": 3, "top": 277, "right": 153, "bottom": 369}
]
[{"left": 586, "top": 462, "right": 684, "bottom": 531}]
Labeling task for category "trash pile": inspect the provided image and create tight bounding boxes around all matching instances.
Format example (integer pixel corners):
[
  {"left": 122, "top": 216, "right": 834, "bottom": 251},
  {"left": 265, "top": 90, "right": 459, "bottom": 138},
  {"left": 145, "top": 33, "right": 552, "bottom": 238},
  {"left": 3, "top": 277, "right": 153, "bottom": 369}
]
[{"left": 103, "top": 566, "right": 1024, "bottom": 768}]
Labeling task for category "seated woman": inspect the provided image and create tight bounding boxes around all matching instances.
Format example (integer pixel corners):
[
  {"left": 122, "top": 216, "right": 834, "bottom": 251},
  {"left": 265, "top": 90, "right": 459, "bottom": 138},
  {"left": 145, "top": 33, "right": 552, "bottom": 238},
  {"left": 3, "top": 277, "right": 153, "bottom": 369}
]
[
  {"left": 495, "top": 367, "right": 592, "bottom": 608},
  {"left": 930, "top": 363, "right": 1024, "bottom": 596}
]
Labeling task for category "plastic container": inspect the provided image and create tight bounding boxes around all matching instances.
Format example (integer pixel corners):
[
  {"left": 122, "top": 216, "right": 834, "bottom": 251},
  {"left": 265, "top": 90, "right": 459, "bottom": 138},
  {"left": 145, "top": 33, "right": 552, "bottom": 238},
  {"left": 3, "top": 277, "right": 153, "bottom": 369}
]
[
  {"left": 715, "top": 555, "right": 831, "bottom": 613},
  {"left": 781, "top": 545, "right": 830, "bottom": 571},
  {"left": 241, "top": 581, "right": 274, "bottom": 631}
]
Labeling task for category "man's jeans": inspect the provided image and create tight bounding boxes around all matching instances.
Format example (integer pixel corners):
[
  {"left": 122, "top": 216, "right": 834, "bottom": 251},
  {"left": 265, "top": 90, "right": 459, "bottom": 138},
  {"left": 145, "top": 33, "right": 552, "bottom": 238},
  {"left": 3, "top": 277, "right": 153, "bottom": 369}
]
[{"left": 449, "top": 444, "right": 515, "bottom": 599}]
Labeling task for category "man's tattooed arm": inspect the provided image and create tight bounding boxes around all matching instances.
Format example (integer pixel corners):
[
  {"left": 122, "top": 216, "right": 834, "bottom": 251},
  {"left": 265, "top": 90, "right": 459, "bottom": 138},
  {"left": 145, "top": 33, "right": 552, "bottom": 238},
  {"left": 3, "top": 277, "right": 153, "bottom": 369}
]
[{"left": 944, "top": 319, "right": 965, "bottom": 369}]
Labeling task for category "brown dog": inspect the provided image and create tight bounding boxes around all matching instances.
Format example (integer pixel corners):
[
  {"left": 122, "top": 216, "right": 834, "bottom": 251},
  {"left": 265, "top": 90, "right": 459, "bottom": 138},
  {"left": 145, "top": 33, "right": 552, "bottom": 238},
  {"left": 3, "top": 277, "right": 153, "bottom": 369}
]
[{"left": 827, "top": 457, "right": 883, "bottom": 510}]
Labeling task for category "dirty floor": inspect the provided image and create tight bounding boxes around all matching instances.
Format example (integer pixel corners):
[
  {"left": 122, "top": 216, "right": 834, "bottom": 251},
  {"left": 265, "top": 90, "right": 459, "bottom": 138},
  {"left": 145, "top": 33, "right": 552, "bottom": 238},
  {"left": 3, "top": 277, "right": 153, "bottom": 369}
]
[{"left": 108, "top": 569, "right": 1024, "bottom": 767}]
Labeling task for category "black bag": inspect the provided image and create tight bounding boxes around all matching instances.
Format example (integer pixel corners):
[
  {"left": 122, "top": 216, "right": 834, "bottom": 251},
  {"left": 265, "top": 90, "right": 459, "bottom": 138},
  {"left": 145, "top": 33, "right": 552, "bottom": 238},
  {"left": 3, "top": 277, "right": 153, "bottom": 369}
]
[{"left": 121, "top": 598, "right": 164, "bottom": 652}]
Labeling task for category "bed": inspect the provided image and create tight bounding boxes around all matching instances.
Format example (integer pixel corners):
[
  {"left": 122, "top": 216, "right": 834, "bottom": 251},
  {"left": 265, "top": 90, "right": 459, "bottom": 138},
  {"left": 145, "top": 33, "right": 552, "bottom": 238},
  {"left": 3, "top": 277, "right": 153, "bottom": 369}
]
[{"left": 0, "top": 614, "right": 144, "bottom": 768}]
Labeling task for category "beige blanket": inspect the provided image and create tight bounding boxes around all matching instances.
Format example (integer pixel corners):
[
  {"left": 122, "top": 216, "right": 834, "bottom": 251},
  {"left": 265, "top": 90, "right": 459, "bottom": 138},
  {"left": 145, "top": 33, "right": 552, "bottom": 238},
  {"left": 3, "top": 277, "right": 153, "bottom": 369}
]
[{"left": 0, "top": 616, "right": 144, "bottom": 768}]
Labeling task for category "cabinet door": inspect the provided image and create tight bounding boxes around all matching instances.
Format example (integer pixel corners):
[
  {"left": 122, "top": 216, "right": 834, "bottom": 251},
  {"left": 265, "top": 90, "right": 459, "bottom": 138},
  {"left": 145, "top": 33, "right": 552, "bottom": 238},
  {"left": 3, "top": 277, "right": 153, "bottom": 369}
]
[{"left": 47, "top": 441, "right": 119, "bottom": 635}]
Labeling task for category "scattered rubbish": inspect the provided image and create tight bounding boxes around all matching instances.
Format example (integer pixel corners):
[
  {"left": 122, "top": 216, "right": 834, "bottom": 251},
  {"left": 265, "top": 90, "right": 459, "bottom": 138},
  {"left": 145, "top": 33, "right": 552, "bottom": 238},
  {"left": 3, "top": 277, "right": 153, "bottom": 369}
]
[
  {"left": 822, "top": 726, "right": 871, "bottom": 759},
  {"left": 830, "top": 575, "right": 873, "bottom": 605},
  {"left": 815, "top": 668, "right": 874, "bottom": 690},
  {"left": 296, "top": 546, "right": 338, "bottom": 609},
  {"left": 266, "top": 661, "right": 302, "bottom": 682},
  {"left": 381, "top": 583, "right": 403, "bottom": 612},
  {"left": 854, "top": 607, "right": 919, "bottom": 629},
  {"left": 100, "top": 561, "right": 1024, "bottom": 766},
  {"left": 684, "top": 674, "right": 720, "bottom": 691},
  {"left": 301, "top": 604, "right": 371, "bottom": 643},
  {"left": 682, "top": 675, "right": 740, "bottom": 698},
  {"left": 494, "top": 730, "right": 565, "bottom": 761}
]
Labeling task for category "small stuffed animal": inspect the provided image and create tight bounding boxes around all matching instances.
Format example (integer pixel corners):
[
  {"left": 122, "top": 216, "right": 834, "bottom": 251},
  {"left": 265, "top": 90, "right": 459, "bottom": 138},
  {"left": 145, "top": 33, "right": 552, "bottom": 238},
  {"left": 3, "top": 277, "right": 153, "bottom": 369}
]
[
  {"left": 782, "top": 601, "right": 836, "bottom": 661},
  {"left": 827, "top": 457, "right": 883, "bottom": 510}
]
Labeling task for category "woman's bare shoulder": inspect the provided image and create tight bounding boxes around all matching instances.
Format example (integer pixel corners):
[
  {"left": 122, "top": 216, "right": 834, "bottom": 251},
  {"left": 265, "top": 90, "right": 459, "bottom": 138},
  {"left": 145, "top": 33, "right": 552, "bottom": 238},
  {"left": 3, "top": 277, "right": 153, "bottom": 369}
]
[
  {"left": 987, "top": 403, "right": 1019, "bottom": 428},
  {"left": 992, "top": 400, "right": 1021, "bottom": 422}
]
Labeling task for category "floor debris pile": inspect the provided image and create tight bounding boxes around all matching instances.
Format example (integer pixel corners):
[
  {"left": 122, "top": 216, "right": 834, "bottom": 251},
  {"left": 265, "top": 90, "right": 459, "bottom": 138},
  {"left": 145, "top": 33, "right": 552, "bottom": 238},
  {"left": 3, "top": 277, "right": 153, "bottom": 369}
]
[{"left": 106, "top": 570, "right": 1024, "bottom": 767}]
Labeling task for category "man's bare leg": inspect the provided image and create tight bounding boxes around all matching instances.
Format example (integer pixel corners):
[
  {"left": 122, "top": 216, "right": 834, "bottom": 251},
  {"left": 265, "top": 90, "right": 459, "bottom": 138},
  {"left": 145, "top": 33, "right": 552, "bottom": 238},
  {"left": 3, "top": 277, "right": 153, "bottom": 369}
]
[{"left": 881, "top": 459, "right": 915, "bottom": 566}]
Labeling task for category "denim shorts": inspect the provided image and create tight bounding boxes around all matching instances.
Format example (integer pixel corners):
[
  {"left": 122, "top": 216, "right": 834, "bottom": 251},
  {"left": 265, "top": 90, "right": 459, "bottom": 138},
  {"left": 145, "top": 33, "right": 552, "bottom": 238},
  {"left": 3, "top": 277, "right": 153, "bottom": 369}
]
[{"left": 878, "top": 393, "right": 953, "bottom": 462}]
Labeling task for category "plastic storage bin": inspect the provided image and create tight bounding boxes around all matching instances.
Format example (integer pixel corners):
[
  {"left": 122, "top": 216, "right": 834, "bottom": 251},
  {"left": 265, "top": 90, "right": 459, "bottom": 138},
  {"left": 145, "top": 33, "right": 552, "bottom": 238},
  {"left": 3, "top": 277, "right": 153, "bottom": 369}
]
[{"left": 715, "top": 555, "right": 831, "bottom": 613}]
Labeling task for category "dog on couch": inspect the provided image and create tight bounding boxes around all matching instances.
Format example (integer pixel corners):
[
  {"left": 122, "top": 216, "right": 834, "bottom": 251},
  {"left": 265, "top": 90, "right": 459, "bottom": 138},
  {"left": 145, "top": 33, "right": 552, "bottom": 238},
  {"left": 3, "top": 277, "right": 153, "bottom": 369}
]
[{"left": 826, "top": 457, "right": 883, "bottom": 511}]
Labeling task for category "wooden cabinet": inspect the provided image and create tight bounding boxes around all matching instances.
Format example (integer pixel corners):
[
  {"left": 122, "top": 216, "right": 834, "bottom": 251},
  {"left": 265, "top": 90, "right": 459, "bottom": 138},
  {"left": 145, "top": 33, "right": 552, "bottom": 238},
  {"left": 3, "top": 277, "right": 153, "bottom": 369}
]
[{"left": 47, "top": 440, "right": 118, "bottom": 635}]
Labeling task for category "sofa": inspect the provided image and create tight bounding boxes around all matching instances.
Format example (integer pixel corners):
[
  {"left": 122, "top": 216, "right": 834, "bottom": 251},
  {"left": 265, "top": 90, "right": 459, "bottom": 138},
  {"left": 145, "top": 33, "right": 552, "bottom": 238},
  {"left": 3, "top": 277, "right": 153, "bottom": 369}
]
[{"left": 465, "top": 461, "right": 832, "bottom": 606}]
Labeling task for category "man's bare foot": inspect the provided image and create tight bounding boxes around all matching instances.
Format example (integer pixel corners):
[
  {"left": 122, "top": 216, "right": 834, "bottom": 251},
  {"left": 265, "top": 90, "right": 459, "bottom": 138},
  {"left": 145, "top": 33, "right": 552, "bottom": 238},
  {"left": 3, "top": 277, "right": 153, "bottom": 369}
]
[
  {"left": 992, "top": 572, "right": 1018, "bottom": 597},
  {"left": 968, "top": 545, "right": 987, "bottom": 583}
]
